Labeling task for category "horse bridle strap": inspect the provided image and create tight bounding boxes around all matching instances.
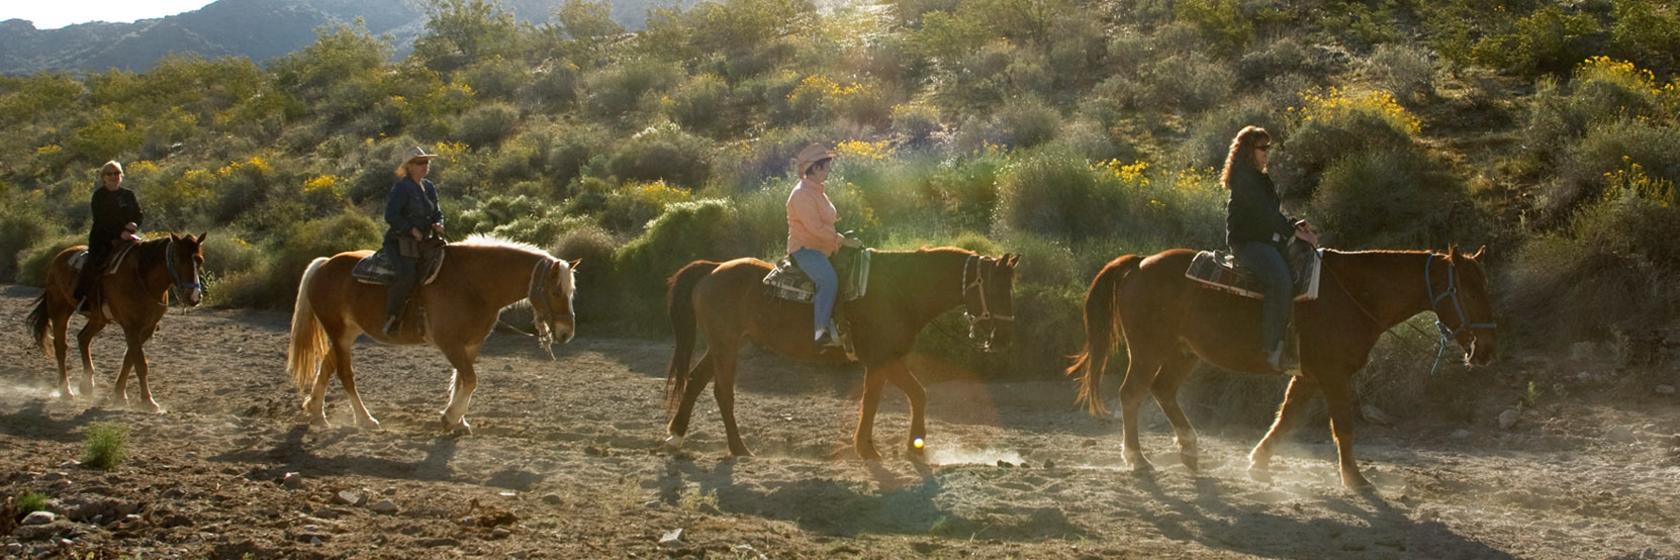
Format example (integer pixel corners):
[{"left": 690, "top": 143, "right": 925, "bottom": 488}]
[
  {"left": 1424, "top": 254, "right": 1497, "bottom": 340},
  {"left": 961, "top": 255, "right": 1012, "bottom": 328},
  {"left": 163, "top": 238, "right": 203, "bottom": 304}
]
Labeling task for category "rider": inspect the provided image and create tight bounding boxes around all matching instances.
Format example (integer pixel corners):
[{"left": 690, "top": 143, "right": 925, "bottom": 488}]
[
  {"left": 786, "top": 143, "right": 859, "bottom": 348},
  {"left": 75, "top": 160, "right": 143, "bottom": 314},
  {"left": 382, "top": 147, "right": 445, "bottom": 336},
  {"left": 1223, "top": 126, "right": 1318, "bottom": 372}
]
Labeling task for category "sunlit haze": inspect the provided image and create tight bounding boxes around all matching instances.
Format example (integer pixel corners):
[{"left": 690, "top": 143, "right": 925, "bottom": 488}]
[{"left": 2, "top": 1, "right": 217, "bottom": 29}]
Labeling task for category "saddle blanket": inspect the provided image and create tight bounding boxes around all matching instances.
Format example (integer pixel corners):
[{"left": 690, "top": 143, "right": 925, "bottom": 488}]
[
  {"left": 1186, "top": 244, "right": 1322, "bottom": 302},
  {"left": 763, "top": 247, "right": 871, "bottom": 304},
  {"left": 352, "top": 244, "right": 447, "bottom": 286},
  {"left": 68, "top": 243, "right": 137, "bottom": 276}
]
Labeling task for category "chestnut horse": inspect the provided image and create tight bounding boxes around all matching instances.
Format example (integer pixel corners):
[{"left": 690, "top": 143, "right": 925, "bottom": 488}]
[
  {"left": 26, "top": 234, "right": 207, "bottom": 410},
  {"left": 1067, "top": 246, "right": 1496, "bottom": 489},
  {"left": 286, "top": 236, "right": 577, "bottom": 434},
  {"left": 665, "top": 247, "right": 1019, "bottom": 459}
]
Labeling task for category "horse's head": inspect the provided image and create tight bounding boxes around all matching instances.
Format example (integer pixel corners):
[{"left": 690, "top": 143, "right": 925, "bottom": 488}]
[
  {"left": 167, "top": 232, "right": 207, "bottom": 307},
  {"left": 531, "top": 257, "right": 579, "bottom": 347},
  {"left": 1439, "top": 245, "right": 1496, "bottom": 366},
  {"left": 962, "top": 253, "right": 1020, "bottom": 352}
]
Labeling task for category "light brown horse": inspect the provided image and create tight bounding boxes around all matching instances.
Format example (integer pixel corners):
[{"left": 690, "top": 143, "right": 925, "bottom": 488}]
[
  {"left": 286, "top": 236, "right": 578, "bottom": 433},
  {"left": 27, "top": 234, "right": 207, "bottom": 410},
  {"left": 664, "top": 247, "right": 1019, "bottom": 459},
  {"left": 1067, "top": 246, "right": 1496, "bottom": 489}
]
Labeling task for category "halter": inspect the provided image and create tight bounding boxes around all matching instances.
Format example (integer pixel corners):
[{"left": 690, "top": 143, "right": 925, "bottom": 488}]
[
  {"left": 1423, "top": 253, "right": 1497, "bottom": 374},
  {"left": 163, "top": 238, "right": 203, "bottom": 305},
  {"left": 961, "top": 255, "right": 1012, "bottom": 345},
  {"left": 525, "top": 256, "right": 573, "bottom": 360}
]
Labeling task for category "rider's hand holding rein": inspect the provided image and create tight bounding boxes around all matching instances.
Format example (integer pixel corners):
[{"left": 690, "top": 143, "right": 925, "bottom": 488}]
[{"left": 1294, "top": 219, "right": 1319, "bottom": 247}]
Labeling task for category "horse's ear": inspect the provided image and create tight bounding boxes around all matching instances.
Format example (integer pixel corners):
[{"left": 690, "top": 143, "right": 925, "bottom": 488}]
[
  {"left": 198, "top": 231, "right": 208, "bottom": 243},
  {"left": 569, "top": 258, "right": 583, "bottom": 270},
  {"left": 1470, "top": 245, "right": 1486, "bottom": 260},
  {"left": 1006, "top": 253, "right": 1020, "bottom": 268},
  {"left": 169, "top": 232, "right": 179, "bottom": 242},
  {"left": 1446, "top": 243, "right": 1459, "bottom": 260}
]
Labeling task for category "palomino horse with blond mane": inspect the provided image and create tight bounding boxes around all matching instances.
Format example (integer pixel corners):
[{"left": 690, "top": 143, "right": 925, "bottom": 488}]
[
  {"left": 1067, "top": 246, "right": 1496, "bottom": 489},
  {"left": 665, "top": 247, "right": 1019, "bottom": 459},
  {"left": 26, "top": 234, "right": 207, "bottom": 410},
  {"left": 286, "top": 236, "right": 577, "bottom": 433}
]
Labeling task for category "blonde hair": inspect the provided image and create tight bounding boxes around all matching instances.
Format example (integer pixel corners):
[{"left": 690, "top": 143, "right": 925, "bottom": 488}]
[{"left": 100, "top": 160, "right": 124, "bottom": 176}]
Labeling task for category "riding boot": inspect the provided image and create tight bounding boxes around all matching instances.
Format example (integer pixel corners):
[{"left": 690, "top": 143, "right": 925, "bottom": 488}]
[{"left": 383, "top": 314, "right": 402, "bottom": 336}]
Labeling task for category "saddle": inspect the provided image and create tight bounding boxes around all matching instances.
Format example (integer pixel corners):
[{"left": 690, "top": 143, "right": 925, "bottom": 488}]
[
  {"left": 352, "top": 238, "right": 447, "bottom": 286},
  {"left": 68, "top": 242, "right": 137, "bottom": 276},
  {"left": 1186, "top": 240, "right": 1322, "bottom": 302},
  {"left": 763, "top": 246, "right": 872, "bottom": 358}
]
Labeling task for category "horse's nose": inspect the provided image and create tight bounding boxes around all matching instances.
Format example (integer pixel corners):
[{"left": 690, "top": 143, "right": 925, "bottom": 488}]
[{"left": 188, "top": 288, "right": 203, "bottom": 306}]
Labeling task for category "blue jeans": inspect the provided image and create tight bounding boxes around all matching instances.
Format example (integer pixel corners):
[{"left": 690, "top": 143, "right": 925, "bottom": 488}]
[
  {"left": 791, "top": 248, "right": 838, "bottom": 338},
  {"left": 1232, "top": 241, "right": 1293, "bottom": 354},
  {"left": 383, "top": 237, "right": 420, "bottom": 318}
]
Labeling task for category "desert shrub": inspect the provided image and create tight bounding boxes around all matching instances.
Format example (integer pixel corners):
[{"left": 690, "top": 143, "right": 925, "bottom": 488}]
[
  {"left": 890, "top": 102, "right": 943, "bottom": 146},
  {"left": 210, "top": 155, "right": 279, "bottom": 225},
  {"left": 1136, "top": 52, "right": 1236, "bottom": 113},
  {"left": 1237, "top": 37, "right": 1324, "bottom": 84},
  {"left": 1528, "top": 57, "right": 1671, "bottom": 148},
  {"left": 1278, "top": 88, "right": 1420, "bottom": 194},
  {"left": 15, "top": 492, "right": 50, "bottom": 514},
  {"left": 600, "top": 180, "right": 695, "bottom": 233},
  {"left": 16, "top": 234, "right": 83, "bottom": 287},
  {"left": 664, "top": 74, "right": 732, "bottom": 138},
  {"left": 1470, "top": 6, "right": 1602, "bottom": 77},
  {"left": 1609, "top": 0, "right": 1680, "bottom": 72},
  {"left": 1056, "top": 117, "right": 1125, "bottom": 163},
  {"left": 581, "top": 59, "right": 681, "bottom": 119},
  {"left": 1174, "top": 97, "right": 1281, "bottom": 169},
  {"left": 549, "top": 223, "right": 620, "bottom": 326},
  {"left": 915, "top": 150, "right": 1007, "bottom": 233},
  {"left": 82, "top": 422, "right": 128, "bottom": 470},
  {"left": 613, "top": 199, "right": 763, "bottom": 333},
  {"left": 994, "top": 148, "right": 1119, "bottom": 243},
  {"left": 1308, "top": 149, "right": 1481, "bottom": 249},
  {"left": 953, "top": 99, "right": 1061, "bottom": 151},
  {"left": 1174, "top": 0, "right": 1253, "bottom": 55},
  {"left": 523, "top": 59, "right": 579, "bottom": 111},
  {"left": 1366, "top": 44, "right": 1436, "bottom": 101},
  {"left": 786, "top": 75, "right": 891, "bottom": 128},
  {"left": 222, "top": 210, "right": 382, "bottom": 309},
  {"left": 608, "top": 123, "right": 712, "bottom": 188},
  {"left": 452, "top": 102, "right": 521, "bottom": 148},
  {"left": 1542, "top": 119, "right": 1680, "bottom": 225},
  {"left": 457, "top": 56, "right": 524, "bottom": 101},
  {"left": 712, "top": 125, "right": 830, "bottom": 189},
  {"left": 0, "top": 203, "right": 61, "bottom": 282}
]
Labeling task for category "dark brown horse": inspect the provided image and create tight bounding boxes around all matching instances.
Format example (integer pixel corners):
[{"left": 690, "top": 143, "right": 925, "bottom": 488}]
[
  {"left": 665, "top": 247, "right": 1019, "bottom": 459},
  {"left": 1067, "top": 246, "right": 1495, "bottom": 489},
  {"left": 286, "top": 236, "right": 577, "bottom": 433},
  {"left": 27, "top": 234, "right": 207, "bottom": 410}
]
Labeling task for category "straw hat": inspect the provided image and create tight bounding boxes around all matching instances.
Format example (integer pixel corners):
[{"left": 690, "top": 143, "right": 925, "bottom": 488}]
[
  {"left": 394, "top": 146, "right": 439, "bottom": 176},
  {"left": 793, "top": 143, "right": 837, "bottom": 177}
]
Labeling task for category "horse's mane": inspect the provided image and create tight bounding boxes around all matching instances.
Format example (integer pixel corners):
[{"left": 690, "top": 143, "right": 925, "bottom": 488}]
[{"left": 456, "top": 234, "right": 552, "bottom": 257}]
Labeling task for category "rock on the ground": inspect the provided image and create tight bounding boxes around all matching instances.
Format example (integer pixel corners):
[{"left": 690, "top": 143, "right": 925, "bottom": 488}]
[
  {"left": 335, "top": 491, "right": 365, "bottom": 507},
  {"left": 659, "top": 528, "right": 685, "bottom": 548},
  {"left": 281, "top": 472, "right": 305, "bottom": 490},
  {"left": 21, "top": 511, "right": 54, "bottom": 525},
  {"left": 1498, "top": 409, "right": 1521, "bottom": 430},
  {"left": 370, "top": 500, "right": 398, "bottom": 514}
]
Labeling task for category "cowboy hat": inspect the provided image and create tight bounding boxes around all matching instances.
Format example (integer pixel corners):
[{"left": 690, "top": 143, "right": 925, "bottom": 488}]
[
  {"left": 793, "top": 143, "right": 837, "bottom": 177},
  {"left": 394, "top": 146, "right": 440, "bottom": 176}
]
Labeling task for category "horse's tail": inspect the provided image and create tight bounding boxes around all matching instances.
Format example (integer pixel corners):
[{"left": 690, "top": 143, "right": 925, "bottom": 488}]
[
  {"left": 26, "top": 292, "right": 51, "bottom": 356},
  {"left": 1067, "top": 255, "right": 1142, "bottom": 417},
  {"left": 665, "top": 260, "right": 720, "bottom": 417},
  {"left": 286, "top": 257, "right": 331, "bottom": 397}
]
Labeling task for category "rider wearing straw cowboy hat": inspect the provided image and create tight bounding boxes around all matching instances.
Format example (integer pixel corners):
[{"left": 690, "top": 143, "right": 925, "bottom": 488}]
[
  {"left": 383, "top": 146, "right": 446, "bottom": 336},
  {"left": 786, "top": 143, "right": 860, "bottom": 349}
]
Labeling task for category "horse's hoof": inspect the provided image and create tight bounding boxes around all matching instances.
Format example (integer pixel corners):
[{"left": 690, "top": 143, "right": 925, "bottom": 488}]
[
  {"left": 78, "top": 383, "right": 95, "bottom": 397},
  {"left": 358, "top": 417, "right": 384, "bottom": 431},
  {"left": 728, "top": 446, "right": 754, "bottom": 458},
  {"left": 1181, "top": 454, "right": 1199, "bottom": 473},
  {"left": 439, "top": 414, "right": 469, "bottom": 435},
  {"left": 856, "top": 447, "right": 882, "bottom": 462},
  {"left": 1342, "top": 474, "right": 1375, "bottom": 492},
  {"left": 663, "top": 434, "right": 685, "bottom": 450},
  {"left": 144, "top": 402, "right": 166, "bottom": 414},
  {"left": 1248, "top": 465, "right": 1273, "bottom": 483}
]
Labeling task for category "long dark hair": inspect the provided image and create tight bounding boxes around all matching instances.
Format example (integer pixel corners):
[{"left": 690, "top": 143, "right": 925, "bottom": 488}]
[{"left": 1220, "top": 126, "right": 1271, "bottom": 189}]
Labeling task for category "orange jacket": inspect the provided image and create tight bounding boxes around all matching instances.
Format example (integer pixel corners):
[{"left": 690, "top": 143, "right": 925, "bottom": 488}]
[{"left": 786, "top": 179, "right": 841, "bottom": 256}]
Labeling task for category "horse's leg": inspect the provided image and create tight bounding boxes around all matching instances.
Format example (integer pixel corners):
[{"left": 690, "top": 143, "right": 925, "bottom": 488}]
[
  {"left": 439, "top": 344, "right": 483, "bottom": 435},
  {"left": 1321, "top": 376, "right": 1372, "bottom": 490},
  {"left": 131, "top": 326, "right": 164, "bottom": 413},
  {"left": 1248, "top": 376, "right": 1321, "bottom": 482},
  {"left": 853, "top": 366, "right": 887, "bottom": 461},
  {"left": 50, "top": 308, "right": 73, "bottom": 397},
  {"left": 331, "top": 339, "right": 381, "bottom": 430},
  {"left": 880, "top": 360, "right": 928, "bottom": 460},
  {"left": 1118, "top": 353, "right": 1163, "bottom": 471},
  {"left": 113, "top": 334, "right": 136, "bottom": 408},
  {"left": 711, "top": 346, "right": 752, "bottom": 457},
  {"left": 1150, "top": 353, "right": 1199, "bottom": 472},
  {"left": 665, "top": 352, "right": 716, "bottom": 448},
  {"left": 73, "top": 319, "right": 107, "bottom": 398},
  {"left": 301, "top": 347, "right": 337, "bottom": 428}
]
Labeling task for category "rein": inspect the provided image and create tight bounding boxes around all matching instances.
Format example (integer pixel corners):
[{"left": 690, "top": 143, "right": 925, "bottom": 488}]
[
  {"left": 961, "top": 255, "right": 1011, "bottom": 345},
  {"left": 1324, "top": 252, "right": 1495, "bottom": 376},
  {"left": 496, "top": 256, "right": 570, "bottom": 361}
]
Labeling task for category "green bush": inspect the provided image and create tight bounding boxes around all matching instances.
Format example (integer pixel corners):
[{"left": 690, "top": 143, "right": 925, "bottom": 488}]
[
  {"left": 1174, "top": 97, "right": 1281, "bottom": 169},
  {"left": 995, "top": 148, "right": 1118, "bottom": 243},
  {"left": 229, "top": 211, "right": 383, "bottom": 309},
  {"left": 954, "top": 99, "right": 1061, "bottom": 151},
  {"left": 458, "top": 56, "right": 525, "bottom": 101},
  {"left": 452, "top": 102, "right": 521, "bottom": 148},
  {"left": 0, "top": 203, "right": 62, "bottom": 282},
  {"left": 581, "top": 59, "right": 681, "bottom": 119},
  {"left": 890, "top": 103, "right": 943, "bottom": 145},
  {"left": 1543, "top": 119, "right": 1680, "bottom": 224},
  {"left": 523, "top": 60, "right": 579, "bottom": 110},
  {"left": 1278, "top": 88, "right": 1419, "bottom": 194},
  {"left": 550, "top": 223, "right": 620, "bottom": 327},
  {"left": 613, "top": 199, "right": 766, "bottom": 333},
  {"left": 1470, "top": 6, "right": 1601, "bottom": 76},
  {"left": 16, "top": 492, "right": 50, "bottom": 514},
  {"left": 1136, "top": 52, "right": 1236, "bottom": 113},
  {"left": 665, "top": 74, "right": 733, "bottom": 138},
  {"left": 1308, "top": 149, "right": 1480, "bottom": 249},
  {"left": 1366, "top": 44, "right": 1436, "bottom": 101},
  {"left": 1609, "top": 0, "right": 1680, "bottom": 72},
  {"left": 82, "top": 422, "right": 128, "bottom": 470},
  {"left": 1237, "top": 37, "right": 1325, "bottom": 84},
  {"left": 16, "top": 234, "right": 83, "bottom": 287},
  {"left": 608, "top": 123, "right": 713, "bottom": 189}
]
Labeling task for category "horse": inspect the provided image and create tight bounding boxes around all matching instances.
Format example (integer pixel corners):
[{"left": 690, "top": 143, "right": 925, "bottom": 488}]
[
  {"left": 26, "top": 234, "right": 207, "bottom": 410},
  {"left": 285, "top": 236, "right": 578, "bottom": 434},
  {"left": 664, "top": 247, "right": 1020, "bottom": 459},
  {"left": 1066, "top": 246, "right": 1496, "bottom": 489}
]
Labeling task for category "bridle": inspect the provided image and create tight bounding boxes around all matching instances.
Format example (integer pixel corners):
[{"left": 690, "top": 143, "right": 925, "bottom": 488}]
[
  {"left": 961, "top": 255, "right": 1012, "bottom": 347},
  {"left": 1424, "top": 253, "right": 1496, "bottom": 372},
  {"left": 525, "top": 256, "right": 574, "bottom": 360},
  {"left": 163, "top": 238, "right": 203, "bottom": 305}
]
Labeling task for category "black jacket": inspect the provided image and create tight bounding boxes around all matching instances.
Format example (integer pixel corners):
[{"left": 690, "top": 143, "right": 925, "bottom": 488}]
[
  {"left": 1225, "top": 167, "right": 1295, "bottom": 249},
  {"left": 89, "top": 186, "right": 143, "bottom": 254},
  {"left": 383, "top": 177, "right": 443, "bottom": 239}
]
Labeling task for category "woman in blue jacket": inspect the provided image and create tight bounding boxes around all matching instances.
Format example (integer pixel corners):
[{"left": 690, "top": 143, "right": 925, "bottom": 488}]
[
  {"left": 1223, "top": 126, "right": 1317, "bottom": 371},
  {"left": 383, "top": 147, "right": 445, "bottom": 336}
]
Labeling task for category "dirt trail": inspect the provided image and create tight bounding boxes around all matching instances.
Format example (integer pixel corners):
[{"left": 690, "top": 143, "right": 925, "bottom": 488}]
[{"left": 2, "top": 285, "right": 1677, "bottom": 559}]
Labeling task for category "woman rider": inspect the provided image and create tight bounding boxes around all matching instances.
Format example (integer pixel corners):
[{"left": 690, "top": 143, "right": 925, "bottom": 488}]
[
  {"left": 1223, "top": 126, "right": 1318, "bottom": 371},
  {"left": 75, "top": 160, "right": 143, "bottom": 313},
  {"left": 786, "top": 143, "right": 860, "bottom": 348},
  {"left": 383, "top": 147, "right": 445, "bottom": 336}
]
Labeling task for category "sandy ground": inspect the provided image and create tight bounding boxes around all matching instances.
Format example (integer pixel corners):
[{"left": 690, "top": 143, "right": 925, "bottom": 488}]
[{"left": 2, "top": 284, "right": 1678, "bottom": 559}]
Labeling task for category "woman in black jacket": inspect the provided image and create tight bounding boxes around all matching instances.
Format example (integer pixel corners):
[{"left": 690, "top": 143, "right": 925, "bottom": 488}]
[
  {"left": 1223, "top": 126, "right": 1317, "bottom": 371},
  {"left": 382, "top": 146, "right": 445, "bottom": 336},
  {"left": 75, "top": 161, "right": 144, "bottom": 313}
]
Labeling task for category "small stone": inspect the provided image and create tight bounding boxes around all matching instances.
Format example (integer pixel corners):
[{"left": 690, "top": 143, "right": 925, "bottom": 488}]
[
  {"left": 1081, "top": 439, "right": 1098, "bottom": 448},
  {"left": 5, "top": 543, "right": 21, "bottom": 555},
  {"left": 643, "top": 500, "right": 661, "bottom": 509},
  {"left": 659, "top": 528, "right": 685, "bottom": 548},
  {"left": 40, "top": 472, "right": 67, "bottom": 482},
  {"left": 370, "top": 500, "right": 398, "bottom": 514},
  {"left": 1450, "top": 429, "right": 1472, "bottom": 439},
  {"left": 498, "top": 491, "right": 517, "bottom": 498},
  {"left": 1043, "top": 459, "right": 1056, "bottom": 469},
  {"left": 281, "top": 472, "right": 304, "bottom": 490},
  {"left": 996, "top": 460, "right": 1013, "bottom": 468},
  {"left": 490, "top": 527, "right": 511, "bottom": 539},
  {"left": 1656, "top": 385, "right": 1676, "bottom": 396},
  {"left": 335, "top": 491, "right": 365, "bottom": 507},
  {"left": 540, "top": 494, "right": 562, "bottom": 506},
  {"left": 1497, "top": 409, "right": 1520, "bottom": 430}
]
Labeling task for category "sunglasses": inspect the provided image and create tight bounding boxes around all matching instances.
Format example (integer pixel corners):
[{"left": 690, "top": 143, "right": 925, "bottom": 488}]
[
  {"left": 103, "top": 171, "right": 123, "bottom": 177},
  {"left": 1255, "top": 144, "right": 1272, "bottom": 152}
]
